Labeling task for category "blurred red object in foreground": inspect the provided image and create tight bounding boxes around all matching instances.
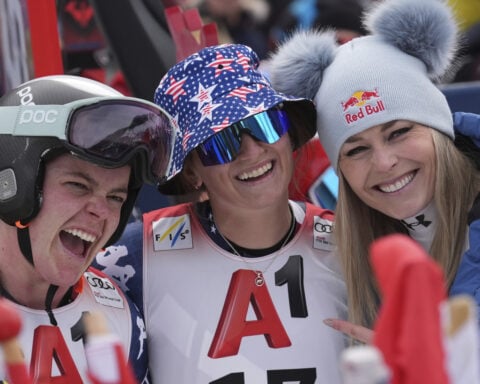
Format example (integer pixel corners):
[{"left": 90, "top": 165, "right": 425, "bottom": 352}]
[{"left": 0, "top": 298, "right": 32, "bottom": 384}]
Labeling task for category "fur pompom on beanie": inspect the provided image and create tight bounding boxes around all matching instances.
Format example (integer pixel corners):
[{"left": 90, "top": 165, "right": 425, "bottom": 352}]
[{"left": 269, "top": 0, "right": 458, "bottom": 169}]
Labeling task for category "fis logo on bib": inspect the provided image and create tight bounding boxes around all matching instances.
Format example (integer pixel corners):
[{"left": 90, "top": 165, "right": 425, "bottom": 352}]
[{"left": 152, "top": 214, "right": 193, "bottom": 250}]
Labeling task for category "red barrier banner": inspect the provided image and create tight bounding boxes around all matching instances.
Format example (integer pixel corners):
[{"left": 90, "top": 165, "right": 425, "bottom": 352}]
[{"left": 0, "top": 0, "right": 63, "bottom": 96}]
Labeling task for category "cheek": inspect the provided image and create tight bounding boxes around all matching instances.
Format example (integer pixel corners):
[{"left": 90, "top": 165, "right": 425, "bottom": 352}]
[
  {"left": 105, "top": 209, "right": 122, "bottom": 234},
  {"left": 286, "top": 159, "right": 295, "bottom": 180},
  {"left": 277, "top": 138, "right": 295, "bottom": 170},
  {"left": 113, "top": 211, "right": 123, "bottom": 228},
  {"left": 412, "top": 141, "right": 436, "bottom": 176},
  {"left": 197, "top": 167, "right": 223, "bottom": 190},
  {"left": 41, "top": 183, "right": 75, "bottom": 212},
  {"left": 339, "top": 162, "right": 364, "bottom": 189},
  {"left": 424, "top": 155, "right": 437, "bottom": 197},
  {"left": 27, "top": 221, "right": 57, "bottom": 267},
  {"left": 339, "top": 164, "right": 371, "bottom": 201}
]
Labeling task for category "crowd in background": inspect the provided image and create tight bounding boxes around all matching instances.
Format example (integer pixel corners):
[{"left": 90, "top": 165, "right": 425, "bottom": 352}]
[
  {"left": 159, "top": 0, "right": 480, "bottom": 83},
  {"left": 6, "top": 0, "right": 479, "bottom": 99},
  {"left": 58, "top": 0, "right": 480, "bottom": 95}
]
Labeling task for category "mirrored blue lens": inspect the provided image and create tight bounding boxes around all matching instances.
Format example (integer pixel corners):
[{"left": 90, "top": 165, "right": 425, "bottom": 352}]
[{"left": 197, "top": 108, "right": 290, "bottom": 166}]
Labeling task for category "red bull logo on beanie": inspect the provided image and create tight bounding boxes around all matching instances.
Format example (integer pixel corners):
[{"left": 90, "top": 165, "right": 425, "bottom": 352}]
[{"left": 341, "top": 89, "right": 385, "bottom": 124}]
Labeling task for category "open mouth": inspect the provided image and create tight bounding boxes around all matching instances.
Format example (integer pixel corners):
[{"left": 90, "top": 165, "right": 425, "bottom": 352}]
[
  {"left": 237, "top": 161, "right": 273, "bottom": 181},
  {"left": 376, "top": 171, "right": 416, "bottom": 193},
  {"left": 60, "top": 229, "right": 97, "bottom": 258}
]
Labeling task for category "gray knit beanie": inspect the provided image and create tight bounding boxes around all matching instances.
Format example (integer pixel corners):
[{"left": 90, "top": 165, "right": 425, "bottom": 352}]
[{"left": 269, "top": 0, "right": 458, "bottom": 170}]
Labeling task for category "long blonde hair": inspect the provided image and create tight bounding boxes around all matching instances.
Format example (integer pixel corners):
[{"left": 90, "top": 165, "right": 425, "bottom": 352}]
[{"left": 335, "top": 130, "right": 480, "bottom": 327}]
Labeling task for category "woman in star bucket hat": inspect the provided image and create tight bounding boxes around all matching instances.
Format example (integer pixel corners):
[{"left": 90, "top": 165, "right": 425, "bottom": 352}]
[
  {"left": 94, "top": 43, "right": 349, "bottom": 383},
  {"left": 155, "top": 43, "right": 317, "bottom": 196}
]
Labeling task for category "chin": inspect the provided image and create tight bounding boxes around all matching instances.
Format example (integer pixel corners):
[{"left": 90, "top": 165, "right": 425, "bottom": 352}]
[
  {"left": 391, "top": 209, "right": 422, "bottom": 221},
  {"left": 55, "top": 270, "right": 84, "bottom": 287}
]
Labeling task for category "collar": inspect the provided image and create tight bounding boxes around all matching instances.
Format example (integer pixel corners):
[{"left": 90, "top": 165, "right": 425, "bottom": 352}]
[
  {"left": 400, "top": 202, "right": 437, "bottom": 252},
  {"left": 195, "top": 200, "right": 298, "bottom": 258}
]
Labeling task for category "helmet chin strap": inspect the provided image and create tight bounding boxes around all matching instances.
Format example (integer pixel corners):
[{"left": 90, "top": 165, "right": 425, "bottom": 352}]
[
  {"left": 16, "top": 224, "right": 59, "bottom": 326},
  {"left": 16, "top": 225, "right": 34, "bottom": 266},
  {"left": 45, "top": 284, "right": 59, "bottom": 326}
]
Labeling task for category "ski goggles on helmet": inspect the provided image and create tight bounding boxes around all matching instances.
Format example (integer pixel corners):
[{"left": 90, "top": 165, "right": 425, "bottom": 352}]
[
  {"left": 0, "top": 97, "right": 176, "bottom": 183},
  {"left": 197, "top": 108, "right": 291, "bottom": 166}
]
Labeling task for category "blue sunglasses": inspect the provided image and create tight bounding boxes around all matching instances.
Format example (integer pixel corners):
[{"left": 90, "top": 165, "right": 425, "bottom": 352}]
[{"left": 197, "top": 108, "right": 291, "bottom": 166}]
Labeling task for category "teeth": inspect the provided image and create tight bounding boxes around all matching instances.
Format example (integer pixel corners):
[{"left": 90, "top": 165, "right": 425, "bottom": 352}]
[
  {"left": 64, "top": 229, "right": 96, "bottom": 243},
  {"left": 238, "top": 162, "right": 272, "bottom": 181},
  {"left": 378, "top": 172, "right": 414, "bottom": 193}
]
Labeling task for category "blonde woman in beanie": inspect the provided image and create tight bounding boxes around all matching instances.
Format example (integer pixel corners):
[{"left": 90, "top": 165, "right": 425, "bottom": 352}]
[
  {"left": 93, "top": 43, "right": 349, "bottom": 382},
  {"left": 269, "top": 0, "right": 480, "bottom": 333}
]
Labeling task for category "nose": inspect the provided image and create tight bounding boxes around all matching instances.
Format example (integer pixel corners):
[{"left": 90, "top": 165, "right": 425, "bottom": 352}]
[
  {"left": 237, "top": 133, "right": 264, "bottom": 158},
  {"left": 85, "top": 195, "right": 111, "bottom": 220},
  {"left": 371, "top": 146, "right": 398, "bottom": 171}
]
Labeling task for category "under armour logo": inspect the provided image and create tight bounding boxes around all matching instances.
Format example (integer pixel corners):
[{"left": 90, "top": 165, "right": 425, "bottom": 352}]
[{"left": 401, "top": 214, "right": 432, "bottom": 230}]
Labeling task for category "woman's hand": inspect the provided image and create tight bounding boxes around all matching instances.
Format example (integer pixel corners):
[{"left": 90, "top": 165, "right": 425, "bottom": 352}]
[{"left": 323, "top": 318, "right": 374, "bottom": 344}]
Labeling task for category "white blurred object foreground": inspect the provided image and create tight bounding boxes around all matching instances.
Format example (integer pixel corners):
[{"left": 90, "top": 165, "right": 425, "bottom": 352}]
[{"left": 339, "top": 234, "right": 480, "bottom": 384}]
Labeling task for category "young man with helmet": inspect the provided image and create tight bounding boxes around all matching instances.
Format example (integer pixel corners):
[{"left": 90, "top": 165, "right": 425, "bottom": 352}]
[{"left": 0, "top": 74, "right": 176, "bottom": 383}]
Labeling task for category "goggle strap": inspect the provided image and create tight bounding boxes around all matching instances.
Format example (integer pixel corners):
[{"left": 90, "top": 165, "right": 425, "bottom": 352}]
[{"left": 0, "top": 105, "right": 69, "bottom": 139}]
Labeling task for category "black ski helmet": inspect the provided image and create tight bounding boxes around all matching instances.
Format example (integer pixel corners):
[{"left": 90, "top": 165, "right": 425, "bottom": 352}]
[{"left": 0, "top": 74, "right": 174, "bottom": 246}]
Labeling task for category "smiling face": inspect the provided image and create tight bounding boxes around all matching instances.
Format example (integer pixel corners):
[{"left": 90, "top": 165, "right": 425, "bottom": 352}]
[
  {"left": 187, "top": 133, "right": 294, "bottom": 213},
  {"left": 338, "top": 120, "right": 436, "bottom": 219},
  {"left": 27, "top": 154, "right": 130, "bottom": 287}
]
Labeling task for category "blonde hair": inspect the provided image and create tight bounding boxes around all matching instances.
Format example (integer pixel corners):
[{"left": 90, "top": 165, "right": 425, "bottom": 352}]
[{"left": 335, "top": 130, "right": 480, "bottom": 327}]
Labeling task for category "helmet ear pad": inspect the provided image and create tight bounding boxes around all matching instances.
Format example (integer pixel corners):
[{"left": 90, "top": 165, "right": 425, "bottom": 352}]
[{"left": 0, "top": 136, "right": 63, "bottom": 226}]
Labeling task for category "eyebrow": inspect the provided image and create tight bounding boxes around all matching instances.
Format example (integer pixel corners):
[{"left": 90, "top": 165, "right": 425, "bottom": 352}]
[
  {"left": 344, "top": 120, "right": 398, "bottom": 143},
  {"left": 67, "top": 171, "right": 129, "bottom": 194}
]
